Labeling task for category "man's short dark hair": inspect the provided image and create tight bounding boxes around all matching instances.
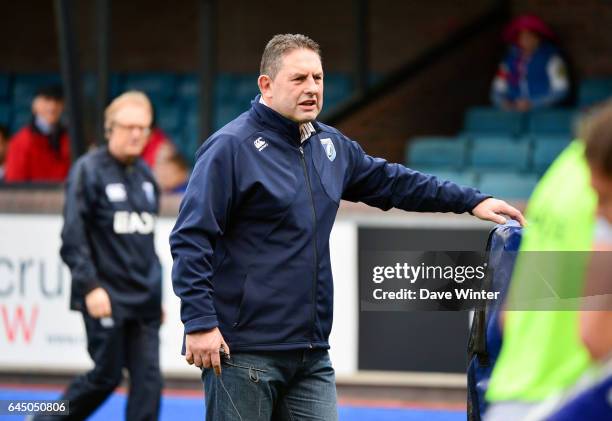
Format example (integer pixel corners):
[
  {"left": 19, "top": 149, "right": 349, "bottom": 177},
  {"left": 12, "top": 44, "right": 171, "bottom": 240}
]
[
  {"left": 35, "top": 84, "right": 64, "bottom": 101},
  {"left": 0, "top": 124, "right": 9, "bottom": 140},
  {"left": 584, "top": 101, "right": 612, "bottom": 177},
  {"left": 260, "top": 34, "right": 321, "bottom": 79}
]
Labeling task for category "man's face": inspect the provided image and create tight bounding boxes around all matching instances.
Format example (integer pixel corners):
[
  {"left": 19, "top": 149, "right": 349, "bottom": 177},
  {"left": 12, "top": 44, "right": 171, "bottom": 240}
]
[
  {"left": 517, "top": 30, "right": 541, "bottom": 54},
  {"left": 32, "top": 96, "right": 64, "bottom": 126},
  {"left": 591, "top": 167, "right": 612, "bottom": 224},
  {"left": 259, "top": 48, "right": 324, "bottom": 123},
  {"left": 107, "top": 103, "right": 152, "bottom": 161}
]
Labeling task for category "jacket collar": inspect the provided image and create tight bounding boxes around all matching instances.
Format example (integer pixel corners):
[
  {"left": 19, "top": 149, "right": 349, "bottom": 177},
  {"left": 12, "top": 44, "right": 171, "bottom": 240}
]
[{"left": 249, "top": 95, "right": 319, "bottom": 146}]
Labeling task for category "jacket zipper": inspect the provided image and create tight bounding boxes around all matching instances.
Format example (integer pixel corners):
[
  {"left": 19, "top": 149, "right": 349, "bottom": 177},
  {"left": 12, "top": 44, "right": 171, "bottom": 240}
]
[{"left": 299, "top": 145, "right": 317, "bottom": 348}]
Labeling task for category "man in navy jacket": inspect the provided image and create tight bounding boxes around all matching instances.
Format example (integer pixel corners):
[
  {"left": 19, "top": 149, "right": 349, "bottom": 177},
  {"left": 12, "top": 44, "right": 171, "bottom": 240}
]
[
  {"left": 170, "top": 34, "right": 525, "bottom": 421},
  {"left": 39, "top": 92, "right": 163, "bottom": 421}
]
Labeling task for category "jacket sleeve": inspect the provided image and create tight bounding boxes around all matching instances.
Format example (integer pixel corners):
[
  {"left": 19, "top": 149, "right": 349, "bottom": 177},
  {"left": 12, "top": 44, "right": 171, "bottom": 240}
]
[
  {"left": 59, "top": 159, "right": 100, "bottom": 295},
  {"left": 342, "top": 139, "right": 490, "bottom": 213},
  {"left": 490, "top": 60, "right": 511, "bottom": 108},
  {"left": 530, "top": 54, "right": 569, "bottom": 108},
  {"left": 169, "top": 136, "right": 237, "bottom": 336},
  {"left": 3, "top": 133, "right": 29, "bottom": 182}
]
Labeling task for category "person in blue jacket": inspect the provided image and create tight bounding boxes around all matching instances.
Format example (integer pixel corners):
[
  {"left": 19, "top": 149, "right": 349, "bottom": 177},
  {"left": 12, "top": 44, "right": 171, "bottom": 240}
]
[
  {"left": 491, "top": 14, "right": 570, "bottom": 112},
  {"left": 170, "top": 33, "right": 526, "bottom": 421},
  {"left": 37, "top": 91, "right": 163, "bottom": 421}
]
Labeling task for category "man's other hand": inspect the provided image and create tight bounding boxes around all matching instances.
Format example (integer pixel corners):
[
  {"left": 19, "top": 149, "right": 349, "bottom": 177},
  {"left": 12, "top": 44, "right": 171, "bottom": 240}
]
[
  {"left": 185, "top": 327, "right": 230, "bottom": 376},
  {"left": 472, "top": 198, "right": 526, "bottom": 226},
  {"left": 85, "top": 287, "right": 112, "bottom": 318}
]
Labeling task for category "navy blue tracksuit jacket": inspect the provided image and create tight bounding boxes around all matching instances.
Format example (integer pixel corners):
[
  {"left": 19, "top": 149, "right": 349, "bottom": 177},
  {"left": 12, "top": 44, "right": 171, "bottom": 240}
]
[
  {"left": 170, "top": 96, "right": 489, "bottom": 352},
  {"left": 61, "top": 147, "right": 162, "bottom": 320}
]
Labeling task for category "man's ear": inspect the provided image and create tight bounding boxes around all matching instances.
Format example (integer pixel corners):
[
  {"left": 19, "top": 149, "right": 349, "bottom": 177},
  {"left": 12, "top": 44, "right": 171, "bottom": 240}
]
[
  {"left": 258, "top": 75, "right": 272, "bottom": 100},
  {"left": 31, "top": 97, "right": 41, "bottom": 115}
]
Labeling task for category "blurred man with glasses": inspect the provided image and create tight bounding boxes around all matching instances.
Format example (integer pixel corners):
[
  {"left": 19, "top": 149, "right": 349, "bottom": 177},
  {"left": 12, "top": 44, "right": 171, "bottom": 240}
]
[{"left": 35, "top": 91, "right": 163, "bottom": 421}]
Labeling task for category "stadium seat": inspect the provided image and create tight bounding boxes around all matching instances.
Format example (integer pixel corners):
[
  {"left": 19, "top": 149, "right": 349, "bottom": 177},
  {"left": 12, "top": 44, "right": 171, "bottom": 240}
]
[
  {"left": 123, "top": 73, "right": 177, "bottom": 104},
  {"left": 11, "top": 109, "right": 32, "bottom": 132},
  {"left": 0, "top": 103, "right": 10, "bottom": 127},
  {"left": 406, "top": 136, "right": 467, "bottom": 170},
  {"left": 469, "top": 135, "right": 517, "bottom": 148},
  {"left": 430, "top": 170, "right": 478, "bottom": 188},
  {"left": 156, "top": 105, "right": 182, "bottom": 133},
  {"left": 12, "top": 73, "right": 62, "bottom": 109},
  {"left": 526, "top": 109, "right": 576, "bottom": 136},
  {"left": 0, "top": 74, "right": 10, "bottom": 99},
  {"left": 478, "top": 172, "right": 539, "bottom": 199},
  {"left": 532, "top": 135, "right": 572, "bottom": 173},
  {"left": 578, "top": 78, "right": 612, "bottom": 108},
  {"left": 177, "top": 74, "right": 199, "bottom": 99},
  {"left": 463, "top": 107, "right": 525, "bottom": 136},
  {"left": 215, "top": 103, "right": 243, "bottom": 130},
  {"left": 470, "top": 139, "right": 530, "bottom": 172},
  {"left": 215, "top": 73, "right": 236, "bottom": 104},
  {"left": 323, "top": 73, "right": 353, "bottom": 109},
  {"left": 234, "top": 74, "right": 260, "bottom": 107}
]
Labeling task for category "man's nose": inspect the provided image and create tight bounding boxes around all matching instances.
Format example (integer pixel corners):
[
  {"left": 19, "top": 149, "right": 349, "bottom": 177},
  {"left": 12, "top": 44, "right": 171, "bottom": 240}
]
[{"left": 304, "top": 76, "right": 319, "bottom": 94}]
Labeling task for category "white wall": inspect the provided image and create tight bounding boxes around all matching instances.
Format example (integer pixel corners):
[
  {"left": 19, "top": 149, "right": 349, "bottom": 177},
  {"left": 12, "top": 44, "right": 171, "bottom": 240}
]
[{"left": 0, "top": 214, "right": 358, "bottom": 377}]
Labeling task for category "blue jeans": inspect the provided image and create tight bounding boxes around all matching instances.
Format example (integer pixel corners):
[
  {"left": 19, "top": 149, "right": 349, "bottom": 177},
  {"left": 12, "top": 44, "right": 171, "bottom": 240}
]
[{"left": 202, "top": 349, "right": 338, "bottom": 420}]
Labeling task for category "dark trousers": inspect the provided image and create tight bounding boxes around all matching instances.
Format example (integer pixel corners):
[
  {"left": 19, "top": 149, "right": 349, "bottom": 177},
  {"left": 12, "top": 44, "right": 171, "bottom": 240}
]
[{"left": 36, "top": 312, "right": 162, "bottom": 421}]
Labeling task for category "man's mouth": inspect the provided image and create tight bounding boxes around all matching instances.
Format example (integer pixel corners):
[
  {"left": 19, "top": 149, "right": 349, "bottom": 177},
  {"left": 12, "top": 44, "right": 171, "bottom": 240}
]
[{"left": 299, "top": 100, "right": 316, "bottom": 107}]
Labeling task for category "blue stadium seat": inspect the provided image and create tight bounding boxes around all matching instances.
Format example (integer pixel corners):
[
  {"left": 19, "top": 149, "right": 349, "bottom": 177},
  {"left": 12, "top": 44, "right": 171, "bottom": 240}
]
[
  {"left": 470, "top": 139, "right": 530, "bottom": 172},
  {"left": 478, "top": 172, "right": 539, "bottom": 199},
  {"left": 123, "top": 73, "right": 177, "bottom": 104},
  {"left": 463, "top": 107, "right": 525, "bottom": 136},
  {"left": 234, "top": 74, "right": 259, "bottom": 105},
  {"left": 532, "top": 135, "right": 572, "bottom": 173},
  {"left": 469, "top": 135, "right": 517, "bottom": 148},
  {"left": 12, "top": 73, "right": 62, "bottom": 109},
  {"left": 406, "top": 136, "right": 467, "bottom": 170},
  {"left": 578, "top": 78, "right": 612, "bottom": 108},
  {"left": 215, "top": 74, "right": 236, "bottom": 104},
  {"left": 165, "top": 128, "right": 184, "bottom": 150},
  {"left": 180, "top": 113, "right": 201, "bottom": 164},
  {"left": 430, "top": 170, "right": 478, "bottom": 188},
  {"left": 526, "top": 109, "right": 576, "bottom": 136},
  {"left": 11, "top": 109, "right": 32, "bottom": 132},
  {"left": 177, "top": 74, "right": 199, "bottom": 99},
  {"left": 214, "top": 103, "right": 243, "bottom": 130},
  {"left": 0, "top": 103, "right": 10, "bottom": 127},
  {"left": 0, "top": 74, "right": 10, "bottom": 99},
  {"left": 323, "top": 73, "right": 353, "bottom": 110},
  {"left": 156, "top": 104, "right": 182, "bottom": 133}
]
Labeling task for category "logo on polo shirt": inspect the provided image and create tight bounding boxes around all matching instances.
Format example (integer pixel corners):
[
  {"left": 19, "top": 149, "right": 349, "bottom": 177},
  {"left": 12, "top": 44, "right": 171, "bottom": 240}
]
[{"left": 254, "top": 137, "right": 268, "bottom": 152}]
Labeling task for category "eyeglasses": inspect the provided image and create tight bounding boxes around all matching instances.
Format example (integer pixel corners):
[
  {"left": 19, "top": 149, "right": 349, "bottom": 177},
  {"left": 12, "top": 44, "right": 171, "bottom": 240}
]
[{"left": 112, "top": 121, "right": 152, "bottom": 137}]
